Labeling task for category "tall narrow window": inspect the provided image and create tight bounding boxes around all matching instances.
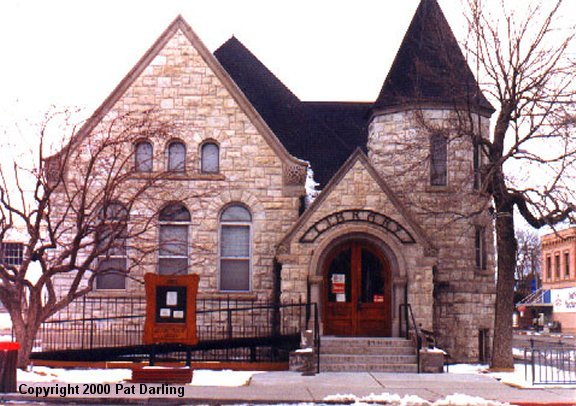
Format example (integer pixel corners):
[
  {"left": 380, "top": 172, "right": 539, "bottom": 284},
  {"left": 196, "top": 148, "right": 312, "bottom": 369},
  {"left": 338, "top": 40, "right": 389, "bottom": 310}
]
[
  {"left": 473, "top": 141, "right": 481, "bottom": 190},
  {"left": 135, "top": 141, "right": 153, "bottom": 172},
  {"left": 201, "top": 142, "right": 220, "bottom": 174},
  {"left": 220, "top": 205, "right": 251, "bottom": 291},
  {"left": 430, "top": 134, "right": 447, "bottom": 186},
  {"left": 555, "top": 254, "right": 561, "bottom": 279},
  {"left": 167, "top": 141, "right": 186, "bottom": 172},
  {"left": 564, "top": 252, "right": 570, "bottom": 278},
  {"left": 546, "top": 256, "right": 552, "bottom": 281},
  {"left": 158, "top": 203, "right": 190, "bottom": 275},
  {"left": 475, "top": 226, "right": 487, "bottom": 270},
  {"left": 96, "top": 203, "right": 128, "bottom": 290}
]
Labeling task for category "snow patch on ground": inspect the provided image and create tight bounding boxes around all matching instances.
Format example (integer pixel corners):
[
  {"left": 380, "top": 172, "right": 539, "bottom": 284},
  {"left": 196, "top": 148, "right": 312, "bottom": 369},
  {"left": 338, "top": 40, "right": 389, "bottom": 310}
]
[
  {"left": 17, "top": 367, "right": 260, "bottom": 387},
  {"left": 448, "top": 363, "right": 576, "bottom": 389},
  {"left": 18, "top": 367, "right": 132, "bottom": 384},
  {"left": 323, "top": 392, "right": 510, "bottom": 406},
  {"left": 191, "top": 369, "right": 262, "bottom": 386}
]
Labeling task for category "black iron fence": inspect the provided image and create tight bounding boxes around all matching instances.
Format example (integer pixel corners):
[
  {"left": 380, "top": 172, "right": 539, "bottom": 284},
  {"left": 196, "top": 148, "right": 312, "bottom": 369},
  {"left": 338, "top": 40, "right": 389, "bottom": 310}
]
[
  {"left": 35, "top": 296, "right": 319, "bottom": 364},
  {"left": 523, "top": 339, "right": 576, "bottom": 385}
]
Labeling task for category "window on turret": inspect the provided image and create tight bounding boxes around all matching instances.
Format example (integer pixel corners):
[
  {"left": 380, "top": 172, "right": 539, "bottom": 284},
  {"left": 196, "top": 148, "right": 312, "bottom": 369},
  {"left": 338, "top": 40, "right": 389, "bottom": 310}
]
[
  {"left": 475, "top": 226, "right": 487, "bottom": 270},
  {"left": 430, "top": 134, "right": 447, "bottom": 186},
  {"left": 473, "top": 141, "right": 481, "bottom": 190}
]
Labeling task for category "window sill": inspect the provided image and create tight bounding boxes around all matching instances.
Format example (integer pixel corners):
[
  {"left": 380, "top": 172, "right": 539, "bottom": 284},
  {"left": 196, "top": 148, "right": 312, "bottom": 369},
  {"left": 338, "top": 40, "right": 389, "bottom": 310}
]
[
  {"left": 474, "top": 268, "right": 492, "bottom": 277},
  {"left": 129, "top": 172, "right": 225, "bottom": 181},
  {"left": 426, "top": 185, "right": 451, "bottom": 193},
  {"left": 196, "top": 173, "right": 225, "bottom": 181},
  {"left": 90, "top": 289, "right": 130, "bottom": 296},
  {"left": 199, "top": 292, "right": 258, "bottom": 301}
]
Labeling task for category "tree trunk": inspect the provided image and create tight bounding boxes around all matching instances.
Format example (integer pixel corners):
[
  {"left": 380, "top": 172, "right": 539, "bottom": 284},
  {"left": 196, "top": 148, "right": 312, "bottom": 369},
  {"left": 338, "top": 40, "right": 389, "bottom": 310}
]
[
  {"left": 10, "top": 308, "right": 40, "bottom": 369},
  {"left": 11, "top": 316, "right": 38, "bottom": 369},
  {"left": 490, "top": 208, "right": 516, "bottom": 370}
]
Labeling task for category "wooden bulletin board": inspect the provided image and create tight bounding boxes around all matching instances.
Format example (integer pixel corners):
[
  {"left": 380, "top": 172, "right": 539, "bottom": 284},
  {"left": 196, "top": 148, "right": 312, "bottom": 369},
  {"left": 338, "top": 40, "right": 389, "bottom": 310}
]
[{"left": 143, "top": 273, "right": 199, "bottom": 345}]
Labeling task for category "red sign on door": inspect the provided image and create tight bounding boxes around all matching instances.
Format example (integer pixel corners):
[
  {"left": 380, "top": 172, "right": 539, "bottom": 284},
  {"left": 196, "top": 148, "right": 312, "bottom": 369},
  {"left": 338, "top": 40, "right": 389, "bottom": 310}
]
[{"left": 332, "top": 274, "right": 345, "bottom": 294}]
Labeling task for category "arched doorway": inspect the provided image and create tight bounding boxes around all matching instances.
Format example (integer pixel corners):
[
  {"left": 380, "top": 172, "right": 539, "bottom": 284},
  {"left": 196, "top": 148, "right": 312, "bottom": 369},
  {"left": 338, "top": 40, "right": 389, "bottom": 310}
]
[{"left": 323, "top": 240, "right": 391, "bottom": 336}]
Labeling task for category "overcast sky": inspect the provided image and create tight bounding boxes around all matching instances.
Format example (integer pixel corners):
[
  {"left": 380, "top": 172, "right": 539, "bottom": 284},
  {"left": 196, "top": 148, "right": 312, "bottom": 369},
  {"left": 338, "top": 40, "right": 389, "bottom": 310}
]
[
  {"left": 0, "top": 1, "right": 574, "bottom": 209},
  {"left": 1, "top": 0, "right": 574, "bottom": 132},
  {"left": 0, "top": 1, "right": 477, "bottom": 121}
]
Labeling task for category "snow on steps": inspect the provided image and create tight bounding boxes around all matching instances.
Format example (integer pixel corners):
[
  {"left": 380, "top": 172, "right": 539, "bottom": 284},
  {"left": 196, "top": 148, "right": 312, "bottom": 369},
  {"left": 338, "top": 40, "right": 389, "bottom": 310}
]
[{"left": 320, "top": 337, "right": 418, "bottom": 373}]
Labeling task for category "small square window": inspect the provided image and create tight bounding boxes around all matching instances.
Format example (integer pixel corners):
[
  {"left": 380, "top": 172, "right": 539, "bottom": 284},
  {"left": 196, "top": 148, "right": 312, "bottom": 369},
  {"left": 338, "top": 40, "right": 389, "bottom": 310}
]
[{"left": 1, "top": 243, "right": 24, "bottom": 266}]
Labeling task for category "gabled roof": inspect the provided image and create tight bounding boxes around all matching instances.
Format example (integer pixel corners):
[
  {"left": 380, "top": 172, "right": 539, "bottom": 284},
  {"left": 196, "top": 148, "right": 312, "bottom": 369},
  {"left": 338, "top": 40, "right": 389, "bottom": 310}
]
[
  {"left": 215, "top": 37, "right": 368, "bottom": 187},
  {"left": 278, "top": 149, "right": 436, "bottom": 253},
  {"left": 58, "top": 16, "right": 306, "bottom": 170},
  {"left": 373, "top": 0, "right": 494, "bottom": 116}
]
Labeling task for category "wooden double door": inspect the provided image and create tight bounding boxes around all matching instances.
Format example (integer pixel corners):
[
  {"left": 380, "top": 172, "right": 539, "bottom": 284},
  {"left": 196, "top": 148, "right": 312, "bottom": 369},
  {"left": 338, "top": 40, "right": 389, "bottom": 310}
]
[{"left": 323, "top": 241, "right": 391, "bottom": 336}]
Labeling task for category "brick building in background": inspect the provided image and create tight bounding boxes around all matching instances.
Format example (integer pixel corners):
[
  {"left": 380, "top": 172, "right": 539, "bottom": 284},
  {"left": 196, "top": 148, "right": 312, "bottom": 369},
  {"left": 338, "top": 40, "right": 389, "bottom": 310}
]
[{"left": 540, "top": 228, "right": 576, "bottom": 333}]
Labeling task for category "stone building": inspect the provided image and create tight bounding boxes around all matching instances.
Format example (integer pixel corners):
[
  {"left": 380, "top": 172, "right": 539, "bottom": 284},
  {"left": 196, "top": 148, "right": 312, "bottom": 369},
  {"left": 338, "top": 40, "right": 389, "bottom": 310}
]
[{"left": 52, "top": 0, "right": 496, "bottom": 362}]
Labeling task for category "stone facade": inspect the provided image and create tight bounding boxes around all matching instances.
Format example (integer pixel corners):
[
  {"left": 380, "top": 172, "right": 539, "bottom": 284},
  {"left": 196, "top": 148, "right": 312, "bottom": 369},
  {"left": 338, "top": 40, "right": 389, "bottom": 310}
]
[
  {"left": 53, "top": 22, "right": 306, "bottom": 303},
  {"left": 50, "top": 7, "right": 496, "bottom": 363},
  {"left": 368, "top": 109, "right": 495, "bottom": 361}
]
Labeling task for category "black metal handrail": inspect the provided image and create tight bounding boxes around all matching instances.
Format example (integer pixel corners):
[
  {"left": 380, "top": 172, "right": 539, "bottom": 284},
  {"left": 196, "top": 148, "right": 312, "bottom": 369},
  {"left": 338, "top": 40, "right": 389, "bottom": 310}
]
[
  {"left": 35, "top": 297, "right": 319, "bottom": 366},
  {"left": 523, "top": 339, "right": 576, "bottom": 385},
  {"left": 398, "top": 303, "right": 426, "bottom": 373}
]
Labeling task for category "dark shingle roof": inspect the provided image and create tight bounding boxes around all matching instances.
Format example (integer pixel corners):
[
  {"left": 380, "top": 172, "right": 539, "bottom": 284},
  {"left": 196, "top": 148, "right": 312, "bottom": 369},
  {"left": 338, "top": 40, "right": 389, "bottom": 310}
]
[
  {"left": 214, "top": 0, "right": 494, "bottom": 188},
  {"left": 214, "top": 37, "right": 366, "bottom": 187},
  {"left": 301, "top": 102, "right": 371, "bottom": 153},
  {"left": 373, "top": 0, "right": 493, "bottom": 114}
]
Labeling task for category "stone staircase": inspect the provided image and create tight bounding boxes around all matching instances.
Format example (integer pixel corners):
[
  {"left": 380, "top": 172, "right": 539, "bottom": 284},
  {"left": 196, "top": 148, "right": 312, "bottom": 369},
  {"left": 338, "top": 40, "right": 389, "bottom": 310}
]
[{"left": 319, "top": 336, "right": 418, "bottom": 372}]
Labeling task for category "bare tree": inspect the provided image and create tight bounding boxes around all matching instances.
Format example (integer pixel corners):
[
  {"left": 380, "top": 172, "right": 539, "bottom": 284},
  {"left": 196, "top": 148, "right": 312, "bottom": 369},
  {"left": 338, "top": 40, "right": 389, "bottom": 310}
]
[
  {"left": 0, "top": 109, "right": 173, "bottom": 367},
  {"left": 381, "top": 0, "right": 575, "bottom": 367},
  {"left": 514, "top": 228, "right": 541, "bottom": 302},
  {"left": 463, "top": 0, "right": 576, "bottom": 369}
]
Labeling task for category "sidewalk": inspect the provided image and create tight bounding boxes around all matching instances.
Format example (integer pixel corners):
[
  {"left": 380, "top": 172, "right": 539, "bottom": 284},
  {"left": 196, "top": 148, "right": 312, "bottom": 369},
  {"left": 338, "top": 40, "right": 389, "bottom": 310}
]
[{"left": 2, "top": 371, "right": 575, "bottom": 405}]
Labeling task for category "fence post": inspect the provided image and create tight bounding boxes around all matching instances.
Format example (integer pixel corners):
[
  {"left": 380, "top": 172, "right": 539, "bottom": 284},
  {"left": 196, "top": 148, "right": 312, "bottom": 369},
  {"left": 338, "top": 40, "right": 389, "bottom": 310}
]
[
  {"left": 227, "top": 308, "right": 233, "bottom": 340},
  {"left": 530, "top": 338, "right": 535, "bottom": 385},
  {"left": 314, "top": 303, "right": 320, "bottom": 374},
  {"left": 81, "top": 296, "right": 86, "bottom": 349}
]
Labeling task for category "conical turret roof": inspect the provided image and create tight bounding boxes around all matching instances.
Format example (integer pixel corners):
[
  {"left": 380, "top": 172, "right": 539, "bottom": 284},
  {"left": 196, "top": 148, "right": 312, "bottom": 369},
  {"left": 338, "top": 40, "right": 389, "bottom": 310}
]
[{"left": 373, "top": 0, "right": 493, "bottom": 115}]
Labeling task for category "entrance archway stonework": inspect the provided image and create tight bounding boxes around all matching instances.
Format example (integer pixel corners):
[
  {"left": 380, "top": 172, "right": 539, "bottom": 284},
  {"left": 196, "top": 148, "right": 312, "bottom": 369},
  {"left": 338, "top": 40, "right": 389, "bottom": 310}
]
[
  {"left": 317, "top": 226, "right": 434, "bottom": 336},
  {"left": 275, "top": 152, "right": 438, "bottom": 336}
]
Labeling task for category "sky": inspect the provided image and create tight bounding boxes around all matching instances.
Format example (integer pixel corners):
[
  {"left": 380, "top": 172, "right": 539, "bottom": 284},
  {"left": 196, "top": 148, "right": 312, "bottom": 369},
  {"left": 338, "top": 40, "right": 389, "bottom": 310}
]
[
  {"left": 0, "top": 0, "right": 574, "bottom": 139},
  {"left": 0, "top": 0, "right": 574, "bottom": 230},
  {"left": 0, "top": 0, "right": 468, "bottom": 125}
]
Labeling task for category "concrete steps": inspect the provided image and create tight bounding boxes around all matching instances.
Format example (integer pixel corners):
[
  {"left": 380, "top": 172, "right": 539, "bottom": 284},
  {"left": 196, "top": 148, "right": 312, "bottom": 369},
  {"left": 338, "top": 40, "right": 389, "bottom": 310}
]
[{"left": 320, "top": 337, "right": 418, "bottom": 373}]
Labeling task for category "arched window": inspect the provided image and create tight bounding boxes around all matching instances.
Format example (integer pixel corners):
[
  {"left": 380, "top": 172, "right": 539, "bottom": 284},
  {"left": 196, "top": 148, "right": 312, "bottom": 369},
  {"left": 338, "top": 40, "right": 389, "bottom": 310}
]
[
  {"left": 219, "top": 204, "right": 251, "bottom": 291},
  {"left": 201, "top": 142, "right": 220, "bottom": 173},
  {"left": 167, "top": 141, "right": 186, "bottom": 172},
  {"left": 430, "top": 133, "right": 447, "bottom": 186},
  {"left": 96, "top": 202, "right": 128, "bottom": 290},
  {"left": 135, "top": 141, "right": 153, "bottom": 172},
  {"left": 158, "top": 203, "right": 190, "bottom": 275}
]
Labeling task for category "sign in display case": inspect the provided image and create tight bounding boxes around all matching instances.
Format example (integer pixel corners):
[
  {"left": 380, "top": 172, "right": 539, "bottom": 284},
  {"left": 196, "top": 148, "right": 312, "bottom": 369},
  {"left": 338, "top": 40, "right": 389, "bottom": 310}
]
[{"left": 143, "top": 273, "right": 199, "bottom": 345}]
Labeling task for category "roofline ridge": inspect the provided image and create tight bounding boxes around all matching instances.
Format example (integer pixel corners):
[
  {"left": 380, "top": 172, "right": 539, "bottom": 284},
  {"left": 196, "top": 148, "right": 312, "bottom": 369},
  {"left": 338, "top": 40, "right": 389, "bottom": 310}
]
[
  {"left": 214, "top": 36, "right": 302, "bottom": 104},
  {"left": 277, "top": 148, "right": 436, "bottom": 253}
]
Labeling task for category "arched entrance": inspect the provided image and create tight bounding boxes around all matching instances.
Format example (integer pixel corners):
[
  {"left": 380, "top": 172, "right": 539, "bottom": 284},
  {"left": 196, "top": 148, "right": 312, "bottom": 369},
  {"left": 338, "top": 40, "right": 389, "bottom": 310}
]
[{"left": 323, "top": 240, "right": 391, "bottom": 336}]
